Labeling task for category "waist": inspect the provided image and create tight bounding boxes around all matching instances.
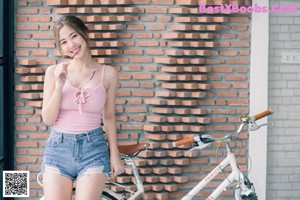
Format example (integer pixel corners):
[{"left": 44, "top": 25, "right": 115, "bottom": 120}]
[
  {"left": 50, "top": 127, "right": 104, "bottom": 140},
  {"left": 53, "top": 111, "right": 102, "bottom": 133}
]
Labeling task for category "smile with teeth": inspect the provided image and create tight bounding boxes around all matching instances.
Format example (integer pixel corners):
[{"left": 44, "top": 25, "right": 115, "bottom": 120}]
[{"left": 71, "top": 46, "right": 80, "bottom": 55}]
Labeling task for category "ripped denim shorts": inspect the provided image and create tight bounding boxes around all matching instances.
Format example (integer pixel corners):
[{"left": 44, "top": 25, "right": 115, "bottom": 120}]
[{"left": 41, "top": 127, "right": 111, "bottom": 180}]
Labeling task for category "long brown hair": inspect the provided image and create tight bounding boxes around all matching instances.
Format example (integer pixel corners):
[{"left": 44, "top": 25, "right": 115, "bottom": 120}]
[{"left": 53, "top": 15, "right": 89, "bottom": 54}]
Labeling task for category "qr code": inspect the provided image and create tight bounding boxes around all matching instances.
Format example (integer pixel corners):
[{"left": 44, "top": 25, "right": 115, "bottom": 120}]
[{"left": 3, "top": 171, "right": 30, "bottom": 197}]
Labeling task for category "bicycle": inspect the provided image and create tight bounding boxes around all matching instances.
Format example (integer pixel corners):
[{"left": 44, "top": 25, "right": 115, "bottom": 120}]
[
  {"left": 172, "top": 109, "right": 273, "bottom": 200},
  {"left": 37, "top": 142, "right": 150, "bottom": 200}
]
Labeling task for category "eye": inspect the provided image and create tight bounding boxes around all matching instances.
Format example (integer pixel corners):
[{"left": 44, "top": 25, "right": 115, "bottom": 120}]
[
  {"left": 60, "top": 41, "right": 66, "bottom": 46},
  {"left": 72, "top": 34, "right": 78, "bottom": 39}
]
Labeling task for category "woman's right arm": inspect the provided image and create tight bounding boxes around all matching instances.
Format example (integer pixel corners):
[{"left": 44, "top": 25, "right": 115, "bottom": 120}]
[{"left": 42, "top": 64, "right": 68, "bottom": 125}]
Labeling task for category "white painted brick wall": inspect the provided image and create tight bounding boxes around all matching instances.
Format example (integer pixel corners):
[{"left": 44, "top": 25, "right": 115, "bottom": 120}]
[{"left": 268, "top": 1, "right": 300, "bottom": 199}]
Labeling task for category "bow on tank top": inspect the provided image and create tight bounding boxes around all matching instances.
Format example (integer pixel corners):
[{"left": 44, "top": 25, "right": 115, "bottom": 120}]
[{"left": 53, "top": 65, "right": 107, "bottom": 133}]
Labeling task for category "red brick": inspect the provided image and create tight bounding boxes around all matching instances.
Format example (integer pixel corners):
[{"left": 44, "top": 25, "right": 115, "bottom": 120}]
[
  {"left": 16, "top": 157, "right": 37, "bottom": 163},
  {"left": 15, "top": 85, "right": 31, "bottom": 91},
  {"left": 131, "top": 0, "right": 150, "bottom": 4},
  {"left": 16, "top": 125, "right": 37, "bottom": 131},
  {"left": 174, "top": 108, "right": 190, "bottom": 115},
  {"left": 231, "top": 42, "right": 249, "bottom": 48},
  {"left": 146, "top": 49, "right": 163, "bottom": 55},
  {"left": 124, "top": 50, "right": 143, "bottom": 55},
  {"left": 17, "top": 42, "right": 38, "bottom": 48},
  {"left": 169, "top": 7, "right": 189, "bottom": 14},
  {"left": 154, "top": 151, "right": 168, "bottom": 157},
  {"left": 150, "top": 25, "right": 166, "bottom": 31},
  {"left": 220, "top": 50, "right": 238, "bottom": 56},
  {"left": 153, "top": 167, "right": 168, "bottom": 175},
  {"left": 144, "top": 99, "right": 167, "bottom": 105},
  {"left": 16, "top": 50, "right": 30, "bottom": 57},
  {"left": 144, "top": 133, "right": 166, "bottom": 140},
  {"left": 132, "top": 73, "right": 152, "bottom": 80},
  {"left": 16, "top": 141, "right": 38, "bottom": 148},
  {"left": 155, "top": 192, "right": 169, "bottom": 200},
  {"left": 175, "top": 0, "right": 198, "bottom": 5},
  {"left": 162, "top": 83, "right": 183, "bottom": 90},
  {"left": 19, "top": 93, "right": 40, "bottom": 100},
  {"left": 145, "top": 7, "right": 167, "bottom": 14},
  {"left": 46, "top": 0, "right": 68, "bottom": 5},
  {"left": 152, "top": 0, "right": 174, "bottom": 4},
  {"left": 31, "top": 50, "right": 48, "bottom": 57},
  {"left": 17, "top": 149, "right": 28, "bottom": 155},
  {"left": 18, "top": 0, "right": 27, "bottom": 6},
  {"left": 137, "top": 41, "right": 159, "bottom": 47},
  {"left": 159, "top": 16, "right": 172, "bottom": 22},
  {"left": 174, "top": 159, "right": 190, "bottom": 165},
  {"left": 28, "top": 150, "right": 43, "bottom": 156},
  {"left": 168, "top": 167, "right": 182, "bottom": 174},
  {"left": 135, "top": 33, "right": 152, "bottom": 39},
  {"left": 164, "top": 184, "right": 178, "bottom": 191},
  {"left": 132, "top": 91, "right": 154, "bottom": 97},
  {"left": 17, "top": 16, "right": 28, "bottom": 22},
  {"left": 232, "top": 25, "right": 248, "bottom": 31},
  {"left": 151, "top": 108, "right": 173, "bottom": 114},
  {"left": 127, "top": 25, "right": 144, "bottom": 30},
  {"left": 29, "top": 16, "right": 52, "bottom": 22},
  {"left": 170, "top": 25, "right": 192, "bottom": 31},
  {"left": 175, "top": 17, "right": 197, "bottom": 23},
  {"left": 38, "top": 42, "right": 55, "bottom": 48},
  {"left": 173, "top": 176, "right": 188, "bottom": 183}
]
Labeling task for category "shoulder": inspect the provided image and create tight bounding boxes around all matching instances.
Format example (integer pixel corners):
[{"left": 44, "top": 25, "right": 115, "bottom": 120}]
[
  {"left": 103, "top": 65, "right": 118, "bottom": 80},
  {"left": 102, "top": 65, "right": 118, "bottom": 90},
  {"left": 45, "top": 65, "right": 57, "bottom": 77},
  {"left": 45, "top": 64, "right": 57, "bottom": 75}
]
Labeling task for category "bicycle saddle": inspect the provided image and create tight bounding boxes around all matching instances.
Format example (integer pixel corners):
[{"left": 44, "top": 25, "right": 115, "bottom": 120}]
[{"left": 118, "top": 142, "right": 150, "bottom": 156}]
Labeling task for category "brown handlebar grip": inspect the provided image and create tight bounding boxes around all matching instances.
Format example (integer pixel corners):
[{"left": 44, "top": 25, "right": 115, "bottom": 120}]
[
  {"left": 252, "top": 109, "right": 273, "bottom": 121},
  {"left": 173, "top": 136, "right": 195, "bottom": 147}
]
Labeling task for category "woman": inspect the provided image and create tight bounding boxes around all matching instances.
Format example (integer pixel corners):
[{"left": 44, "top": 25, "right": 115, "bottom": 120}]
[{"left": 41, "top": 15, "right": 124, "bottom": 200}]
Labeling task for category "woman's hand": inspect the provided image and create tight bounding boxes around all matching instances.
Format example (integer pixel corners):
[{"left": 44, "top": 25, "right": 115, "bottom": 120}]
[
  {"left": 53, "top": 62, "right": 70, "bottom": 89},
  {"left": 110, "top": 152, "right": 124, "bottom": 178}
]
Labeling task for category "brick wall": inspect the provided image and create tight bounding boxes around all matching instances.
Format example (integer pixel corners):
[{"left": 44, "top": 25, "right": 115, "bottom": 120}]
[
  {"left": 15, "top": 0, "right": 251, "bottom": 199},
  {"left": 267, "top": 1, "right": 300, "bottom": 199}
]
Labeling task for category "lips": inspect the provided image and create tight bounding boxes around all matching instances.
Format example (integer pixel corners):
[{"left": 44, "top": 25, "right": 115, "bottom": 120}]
[{"left": 71, "top": 46, "right": 81, "bottom": 55}]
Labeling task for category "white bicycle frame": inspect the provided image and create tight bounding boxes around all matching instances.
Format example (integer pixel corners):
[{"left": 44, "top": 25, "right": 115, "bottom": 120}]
[{"left": 182, "top": 143, "right": 239, "bottom": 200}]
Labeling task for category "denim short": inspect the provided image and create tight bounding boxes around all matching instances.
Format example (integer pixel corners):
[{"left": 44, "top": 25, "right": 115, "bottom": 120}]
[{"left": 41, "top": 127, "right": 111, "bottom": 180}]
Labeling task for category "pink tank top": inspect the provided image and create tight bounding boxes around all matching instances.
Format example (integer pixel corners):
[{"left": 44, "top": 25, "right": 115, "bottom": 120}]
[{"left": 53, "top": 66, "right": 107, "bottom": 133}]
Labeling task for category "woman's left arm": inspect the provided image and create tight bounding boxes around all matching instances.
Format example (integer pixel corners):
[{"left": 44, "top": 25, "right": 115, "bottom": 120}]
[{"left": 103, "top": 66, "right": 124, "bottom": 178}]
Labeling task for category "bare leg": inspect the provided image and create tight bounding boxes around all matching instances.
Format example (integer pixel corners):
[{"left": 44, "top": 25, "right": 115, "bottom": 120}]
[
  {"left": 43, "top": 166, "right": 73, "bottom": 200},
  {"left": 75, "top": 170, "right": 107, "bottom": 200}
]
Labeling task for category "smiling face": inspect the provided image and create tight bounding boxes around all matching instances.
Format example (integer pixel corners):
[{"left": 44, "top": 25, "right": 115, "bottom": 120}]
[
  {"left": 58, "top": 25, "right": 87, "bottom": 59},
  {"left": 53, "top": 16, "right": 90, "bottom": 58}
]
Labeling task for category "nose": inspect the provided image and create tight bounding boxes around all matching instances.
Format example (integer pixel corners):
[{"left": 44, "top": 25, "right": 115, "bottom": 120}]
[{"left": 68, "top": 40, "right": 76, "bottom": 49}]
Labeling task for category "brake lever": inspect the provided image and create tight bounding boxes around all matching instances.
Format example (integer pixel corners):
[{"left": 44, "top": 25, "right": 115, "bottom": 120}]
[
  {"left": 184, "top": 135, "right": 214, "bottom": 157},
  {"left": 248, "top": 122, "right": 273, "bottom": 131},
  {"left": 184, "top": 146, "right": 208, "bottom": 156}
]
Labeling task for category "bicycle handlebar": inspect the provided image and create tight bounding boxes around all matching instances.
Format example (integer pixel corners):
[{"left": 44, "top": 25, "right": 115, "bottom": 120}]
[
  {"left": 173, "top": 136, "right": 195, "bottom": 147},
  {"left": 173, "top": 109, "right": 273, "bottom": 147},
  {"left": 252, "top": 109, "right": 273, "bottom": 121}
]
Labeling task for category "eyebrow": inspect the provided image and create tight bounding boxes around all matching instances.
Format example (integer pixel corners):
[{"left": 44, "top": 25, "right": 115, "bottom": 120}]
[{"left": 59, "top": 31, "right": 76, "bottom": 42}]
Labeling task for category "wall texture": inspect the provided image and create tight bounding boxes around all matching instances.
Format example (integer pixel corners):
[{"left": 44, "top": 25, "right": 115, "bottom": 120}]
[
  {"left": 268, "top": 0, "right": 300, "bottom": 199},
  {"left": 14, "top": 0, "right": 251, "bottom": 199}
]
